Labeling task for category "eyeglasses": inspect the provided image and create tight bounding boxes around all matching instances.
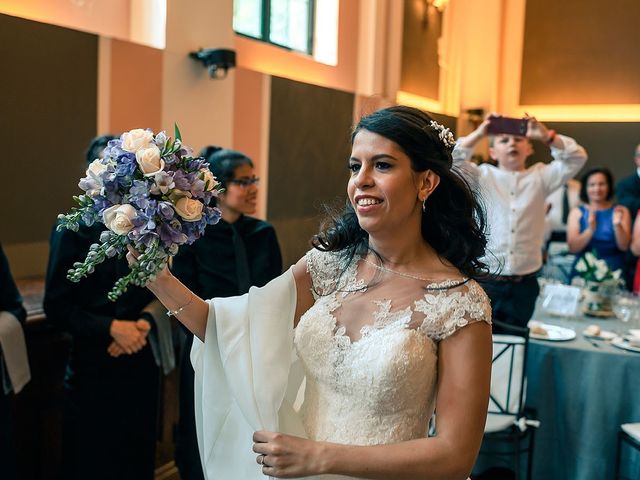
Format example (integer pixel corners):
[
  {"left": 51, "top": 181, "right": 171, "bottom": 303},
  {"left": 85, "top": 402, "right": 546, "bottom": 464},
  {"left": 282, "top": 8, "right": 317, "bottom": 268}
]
[{"left": 228, "top": 176, "right": 260, "bottom": 188}]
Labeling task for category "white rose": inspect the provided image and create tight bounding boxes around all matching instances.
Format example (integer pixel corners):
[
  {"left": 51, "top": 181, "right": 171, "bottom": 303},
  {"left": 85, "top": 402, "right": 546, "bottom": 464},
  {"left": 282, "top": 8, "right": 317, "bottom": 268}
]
[
  {"left": 200, "top": 169, "right": 219, "bottom": 191},
  {"left": 174, "top": 197, "right": 203, "bottom": 222},
  {"left": 575, "top": 259, "right": 587, "bottom": 272},
  {"left": 86, "top": 159, "right": 107, "bottom": 184},
  {"left": 121, "top": 129, "right": 154, "bottom": 153},
  {"left": 136, "top": 144, "right": 165, "bottom": 177},
  {"left": 103, "top": 204, "right": 137, "bottom": 235}
]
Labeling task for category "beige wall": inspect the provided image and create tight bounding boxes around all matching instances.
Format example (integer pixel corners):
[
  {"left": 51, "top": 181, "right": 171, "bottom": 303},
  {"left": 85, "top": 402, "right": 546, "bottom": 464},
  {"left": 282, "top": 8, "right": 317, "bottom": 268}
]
[
  {"left": 109, "top": 38, "right": 163, "bottom": 134},
  {"left": 233, "top": 68, "right": 270, "bottom": 219},
  {"left": 0, "top": 0, "right": 130, "bottom": 41}
]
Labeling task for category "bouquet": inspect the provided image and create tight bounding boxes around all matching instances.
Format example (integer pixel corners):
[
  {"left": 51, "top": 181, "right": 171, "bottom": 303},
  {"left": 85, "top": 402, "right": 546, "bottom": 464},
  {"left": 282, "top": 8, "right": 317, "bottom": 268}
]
[
  {"left": 57, "top": 126, "right": 222, "bottom": 300},
  {"left": 574, "top": 250, "right": 622, "bottom": 285}
]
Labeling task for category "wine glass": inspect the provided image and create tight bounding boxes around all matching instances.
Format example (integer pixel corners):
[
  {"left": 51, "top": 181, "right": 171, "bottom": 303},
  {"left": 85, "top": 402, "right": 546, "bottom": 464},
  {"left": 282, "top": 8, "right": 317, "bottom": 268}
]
[{"left": 612, "top": 290, "right": 636, "bottom": 335}]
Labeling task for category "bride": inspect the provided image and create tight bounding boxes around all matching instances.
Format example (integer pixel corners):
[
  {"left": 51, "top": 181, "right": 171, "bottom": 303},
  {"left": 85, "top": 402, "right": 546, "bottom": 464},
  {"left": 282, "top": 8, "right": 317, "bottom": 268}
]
[{"left": 131, "top": 106, "right": 492, "bottom": 479}]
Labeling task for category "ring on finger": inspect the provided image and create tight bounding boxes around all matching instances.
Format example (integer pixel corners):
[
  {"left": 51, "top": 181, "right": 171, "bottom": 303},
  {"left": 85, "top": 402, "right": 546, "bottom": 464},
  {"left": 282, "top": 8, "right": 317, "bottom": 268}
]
[{"left": 257, "top": 454, "right": 265, "bottom": 465}]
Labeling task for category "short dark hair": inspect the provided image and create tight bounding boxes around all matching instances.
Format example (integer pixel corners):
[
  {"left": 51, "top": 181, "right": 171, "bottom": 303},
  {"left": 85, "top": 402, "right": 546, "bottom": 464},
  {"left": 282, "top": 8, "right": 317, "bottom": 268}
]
[
  {"left": 199, "top": 146, "right": 254, "bottom": 188},
  {"left": 312, "top": 105, "right": 488, "bottom": 279},
  {"left": 85, "top": 135, "right": 117, "bottom": 165},
  {"left": 579, "top": 167, "right": 614, "bottom": 203}
]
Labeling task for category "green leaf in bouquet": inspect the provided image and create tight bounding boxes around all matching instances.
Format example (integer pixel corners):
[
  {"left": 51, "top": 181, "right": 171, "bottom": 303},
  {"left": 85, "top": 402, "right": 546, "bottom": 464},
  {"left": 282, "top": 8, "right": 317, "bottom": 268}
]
[{"left": 174, "top": 123, "right": 182, "bottom": 142}]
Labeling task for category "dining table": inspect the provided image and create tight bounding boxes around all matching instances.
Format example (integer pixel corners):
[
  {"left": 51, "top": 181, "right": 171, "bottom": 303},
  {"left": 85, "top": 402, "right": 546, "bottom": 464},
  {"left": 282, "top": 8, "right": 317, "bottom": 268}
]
[{"left": 523, "top": 306, "right": 640, "bottom": 479}]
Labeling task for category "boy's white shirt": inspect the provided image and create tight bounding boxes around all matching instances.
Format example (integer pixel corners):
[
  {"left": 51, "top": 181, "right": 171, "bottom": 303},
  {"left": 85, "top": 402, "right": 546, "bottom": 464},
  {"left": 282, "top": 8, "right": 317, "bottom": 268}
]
[{"left": 453, "top": 134, "right": 587, "bottom": 275}]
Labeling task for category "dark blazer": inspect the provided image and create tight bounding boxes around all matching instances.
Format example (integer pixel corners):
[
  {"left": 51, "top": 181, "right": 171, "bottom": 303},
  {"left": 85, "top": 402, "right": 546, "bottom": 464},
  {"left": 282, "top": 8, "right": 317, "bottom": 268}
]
[
  {"left": 0, "top": 243, "right": 26, "bottom": 323},
  {"left": 0, "top": 243, "right": 26, "bottom": 480},
  {"left": 616, "top": 173, "right": 640, "bottom": 221},
  {"left": 44, "top": 224, "right": 159, "bottom": 480}
]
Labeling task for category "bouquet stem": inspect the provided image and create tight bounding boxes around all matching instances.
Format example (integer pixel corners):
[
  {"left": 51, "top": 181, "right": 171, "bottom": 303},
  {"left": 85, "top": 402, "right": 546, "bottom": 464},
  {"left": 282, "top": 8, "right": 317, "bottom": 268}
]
[
  {"left": 107, "top": 239, "right": 167, "bottom": 301},
  {"left": 67, "top": 234, "right": 128, "bottom": 283}
]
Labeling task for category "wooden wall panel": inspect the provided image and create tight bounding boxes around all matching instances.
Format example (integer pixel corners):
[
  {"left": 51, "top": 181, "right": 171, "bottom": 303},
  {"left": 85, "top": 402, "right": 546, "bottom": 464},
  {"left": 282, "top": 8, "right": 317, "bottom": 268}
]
[
  {"left": 267, "top": 77, "right": 354, "bottom": 268},
  {"left": 0, "top": 14, "right": 97, "bottom": 245},
  {"left": 521, "top": 0, "right": 640, "bottom": 105},
  {"left": 400, "top": 0, "right": 441, "bottom": 100},
  {"left": 527, "top": 122, "right": 640, "bottom": 187}
]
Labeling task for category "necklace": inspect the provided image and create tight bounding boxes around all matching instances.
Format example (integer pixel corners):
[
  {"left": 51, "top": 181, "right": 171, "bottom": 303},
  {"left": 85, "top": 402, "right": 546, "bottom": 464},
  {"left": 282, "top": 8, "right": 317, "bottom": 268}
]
[{"left": 362, "top": 257, "right": 431, "bottom": 282}]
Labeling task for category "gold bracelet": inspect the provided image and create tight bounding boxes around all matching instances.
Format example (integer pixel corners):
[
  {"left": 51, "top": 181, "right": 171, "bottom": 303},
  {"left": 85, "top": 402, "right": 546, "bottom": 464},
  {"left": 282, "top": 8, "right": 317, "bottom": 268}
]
[{"left": 166, "top": 292, "right": 194, "bottom": 317}]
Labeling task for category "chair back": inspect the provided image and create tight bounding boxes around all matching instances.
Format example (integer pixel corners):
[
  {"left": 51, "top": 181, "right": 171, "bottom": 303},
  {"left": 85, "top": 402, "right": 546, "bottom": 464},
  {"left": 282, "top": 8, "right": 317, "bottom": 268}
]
[{"left": 488, "top": 319, "right": 529, "bottom": 419}]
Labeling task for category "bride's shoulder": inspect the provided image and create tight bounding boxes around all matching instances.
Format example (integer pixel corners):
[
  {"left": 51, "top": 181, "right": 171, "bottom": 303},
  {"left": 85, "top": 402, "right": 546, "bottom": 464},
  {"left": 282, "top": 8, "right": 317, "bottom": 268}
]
[
  {"left": 416, "top": 277, "right": 492, "bottom": 341},
  {"left": 304, "top": 248, "right": 351, "bottom": 275}
]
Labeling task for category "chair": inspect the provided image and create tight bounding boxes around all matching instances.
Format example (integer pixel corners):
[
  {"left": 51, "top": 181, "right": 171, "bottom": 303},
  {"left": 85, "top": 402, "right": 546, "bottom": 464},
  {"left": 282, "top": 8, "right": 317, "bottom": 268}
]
[
  {"left": 615, "top": 423, "right": 640, "bottom": 479},
  {"left": 476, "top": 319, "right": 540, "bottom": 480}
]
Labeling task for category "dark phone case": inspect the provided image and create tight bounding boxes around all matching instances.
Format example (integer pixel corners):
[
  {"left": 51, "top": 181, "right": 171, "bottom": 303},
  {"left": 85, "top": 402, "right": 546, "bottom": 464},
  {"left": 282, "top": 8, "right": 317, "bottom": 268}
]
[{"left": 487, "top": 117, "right": 528, "bottom": 136}]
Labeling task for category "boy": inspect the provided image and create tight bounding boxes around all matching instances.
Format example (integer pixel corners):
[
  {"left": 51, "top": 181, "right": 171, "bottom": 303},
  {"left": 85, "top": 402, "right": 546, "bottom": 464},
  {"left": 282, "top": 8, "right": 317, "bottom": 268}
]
[{"left": 453, "top": 115, "right": 587, "bottom": 328}]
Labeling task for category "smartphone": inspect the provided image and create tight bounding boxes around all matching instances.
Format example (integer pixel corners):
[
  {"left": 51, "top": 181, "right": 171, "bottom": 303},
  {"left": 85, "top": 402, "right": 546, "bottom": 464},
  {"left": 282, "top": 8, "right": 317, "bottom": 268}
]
[{"left": 487, "top": 116, "right": 528, "bottom": 136}]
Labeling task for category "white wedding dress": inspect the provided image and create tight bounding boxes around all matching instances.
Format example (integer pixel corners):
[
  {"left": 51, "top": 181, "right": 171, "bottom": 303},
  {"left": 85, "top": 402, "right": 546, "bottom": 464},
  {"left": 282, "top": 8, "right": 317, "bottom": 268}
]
[{"left": 191, "top": 249, "right": 491, "bottom": 480}]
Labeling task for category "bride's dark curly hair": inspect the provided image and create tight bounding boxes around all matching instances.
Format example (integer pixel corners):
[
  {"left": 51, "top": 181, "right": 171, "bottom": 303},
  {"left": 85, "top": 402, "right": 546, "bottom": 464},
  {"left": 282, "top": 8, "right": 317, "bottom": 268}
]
[{"left": 312, "top": 105, "right": 489, "bottom": 280}]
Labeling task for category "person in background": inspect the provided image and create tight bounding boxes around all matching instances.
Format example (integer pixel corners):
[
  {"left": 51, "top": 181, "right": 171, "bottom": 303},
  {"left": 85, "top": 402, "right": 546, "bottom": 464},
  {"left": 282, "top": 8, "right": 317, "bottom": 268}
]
[
  {"left": 453, "top": 114, "right": 588, "bottom": 329},
  {"left": 544, "top": 178, "right": 581, "bottom": 244},
  {"left": 567, "top": 167, "right": 630, "bottom": 279},
  {"left": 0, "top": 243, "right": 29, "bottom": 480},
  {"left": 615, "top": 143, "right": 640, "bottom": 289},
  {"left": 44, "top": 135, "right": 161, "bottom": 480},
  {"left": 615, "top": 144, "right": 640, "bottom": 221},
  {"left": 171, "top": 147, "right": 282, "bottom": 480}
]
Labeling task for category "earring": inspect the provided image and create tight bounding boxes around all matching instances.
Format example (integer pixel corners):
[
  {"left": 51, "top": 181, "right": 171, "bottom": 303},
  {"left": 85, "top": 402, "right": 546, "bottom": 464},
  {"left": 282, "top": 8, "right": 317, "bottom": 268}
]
[{"left": 421, "top": 197, "right": 427, "bottom": 212}]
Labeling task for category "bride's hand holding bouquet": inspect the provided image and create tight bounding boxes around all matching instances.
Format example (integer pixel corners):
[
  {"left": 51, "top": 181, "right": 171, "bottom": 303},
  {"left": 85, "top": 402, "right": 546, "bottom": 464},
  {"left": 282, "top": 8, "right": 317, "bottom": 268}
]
[{"left": 57, "top": 126, "right": 223, "bottom": 301}]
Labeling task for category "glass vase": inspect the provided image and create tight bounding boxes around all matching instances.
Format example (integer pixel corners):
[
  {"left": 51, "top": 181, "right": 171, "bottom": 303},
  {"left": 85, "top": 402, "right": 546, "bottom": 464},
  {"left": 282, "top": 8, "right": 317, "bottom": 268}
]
[{"left": 583, "top": 281, "right": 614, "bottom": 316}]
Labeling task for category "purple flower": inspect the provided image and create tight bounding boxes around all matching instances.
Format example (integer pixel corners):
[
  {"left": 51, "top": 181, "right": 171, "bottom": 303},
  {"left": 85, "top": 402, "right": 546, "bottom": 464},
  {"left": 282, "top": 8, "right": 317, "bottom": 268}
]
[
  {"left": 190, "top": 178, "right": 206, "bottom": 198},
  {"left": 172, "top": 170, "right": 192, "bottom": 191},
  {"left": 158, "top": 220, "right": 188, "bottom": 247},
  {"left": 151, "top": 171, "right": 175, "bottom": 195},
  {"left": 127, "top": 180, "right": 152, "bottom": 209},
  {"left": 154, "top": 131, "right": 167, "bottom": 148},
  {"left": 129, "top": 231, "right": 160, "bottom": 248},
  {"left": 158, "top": 201, "right": 175, "bottom": 220},
  {"left": 179, "top": 146, "right": 194, "bottom": 158},
  {"left": 187, "top": 157, "right": 207, "bottom": 171},
  {"left": 115, "top": 155, "right": 137, "bottom": 177}
]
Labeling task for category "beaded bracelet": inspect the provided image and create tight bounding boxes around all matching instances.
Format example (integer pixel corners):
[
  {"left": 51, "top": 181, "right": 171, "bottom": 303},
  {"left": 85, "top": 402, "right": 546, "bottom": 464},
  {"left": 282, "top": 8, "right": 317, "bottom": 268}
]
[{"left": 166, "top": 292, "right": 194, "bottom": 317}]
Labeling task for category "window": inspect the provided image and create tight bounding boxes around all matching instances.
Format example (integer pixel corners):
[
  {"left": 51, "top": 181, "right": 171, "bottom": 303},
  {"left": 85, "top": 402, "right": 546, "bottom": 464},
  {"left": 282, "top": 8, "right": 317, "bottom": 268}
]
[{"left": 234, "top": 0, "right": 315, "bottom": 55}]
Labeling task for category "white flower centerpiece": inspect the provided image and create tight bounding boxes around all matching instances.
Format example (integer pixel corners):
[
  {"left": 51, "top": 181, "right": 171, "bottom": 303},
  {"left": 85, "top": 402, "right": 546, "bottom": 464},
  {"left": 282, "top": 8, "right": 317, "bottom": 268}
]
[{"left": 574, "top": 250, "right": 623, "bottom": 315}]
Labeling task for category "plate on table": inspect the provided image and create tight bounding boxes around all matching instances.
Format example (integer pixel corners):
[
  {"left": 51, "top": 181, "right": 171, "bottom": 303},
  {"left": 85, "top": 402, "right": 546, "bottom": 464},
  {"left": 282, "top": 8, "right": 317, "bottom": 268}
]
[
  {"left": 611, "top": 337, "right": 640, "bottom": 353},
  {"left": 529, "top": 323, "right": 576, "bottom": 341},
  {"left": 582, "top": 329, "right": 617, "bottom": 340}
]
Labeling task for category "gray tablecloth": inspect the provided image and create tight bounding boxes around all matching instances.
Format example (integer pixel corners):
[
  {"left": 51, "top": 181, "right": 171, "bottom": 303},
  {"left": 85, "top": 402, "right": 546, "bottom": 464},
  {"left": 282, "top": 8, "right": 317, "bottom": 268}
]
[{"left": 525, "top": 312, "right": 640, "bottom": 479}]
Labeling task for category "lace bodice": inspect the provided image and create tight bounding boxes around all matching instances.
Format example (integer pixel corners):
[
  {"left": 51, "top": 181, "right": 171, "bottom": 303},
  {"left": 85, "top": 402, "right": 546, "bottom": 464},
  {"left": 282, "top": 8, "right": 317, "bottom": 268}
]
[{"left": 293, "top": 249, "right": 491, "bottom": 479}]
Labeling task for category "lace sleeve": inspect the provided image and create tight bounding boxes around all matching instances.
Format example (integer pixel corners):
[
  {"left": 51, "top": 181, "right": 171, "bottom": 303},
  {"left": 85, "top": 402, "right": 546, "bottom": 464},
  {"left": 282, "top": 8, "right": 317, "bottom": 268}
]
[
  {"left": 305, "top": 249, "right": 349, "bottom": 299},
  {"left": 415, "top": 280, "right": 492, "bottom": 342}
]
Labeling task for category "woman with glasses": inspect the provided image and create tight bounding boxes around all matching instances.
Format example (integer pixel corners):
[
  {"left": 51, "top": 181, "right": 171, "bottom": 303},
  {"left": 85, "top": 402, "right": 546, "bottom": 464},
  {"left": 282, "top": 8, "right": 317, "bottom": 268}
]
[{"left": 171, "top": 146, "right": 282, "bottom": 480}]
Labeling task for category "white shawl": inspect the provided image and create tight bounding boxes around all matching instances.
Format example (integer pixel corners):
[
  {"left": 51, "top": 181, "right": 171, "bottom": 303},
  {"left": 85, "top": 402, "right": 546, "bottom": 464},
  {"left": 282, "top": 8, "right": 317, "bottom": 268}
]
[{"left": 191, "top": 268, "right": 312, "bottom": 480}]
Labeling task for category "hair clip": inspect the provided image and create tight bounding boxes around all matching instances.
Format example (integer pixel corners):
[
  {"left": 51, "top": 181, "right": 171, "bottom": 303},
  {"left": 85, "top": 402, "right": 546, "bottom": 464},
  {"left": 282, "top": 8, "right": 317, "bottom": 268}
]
[{"left": 429, "top": 121, "right": 456, "bottom": 149}]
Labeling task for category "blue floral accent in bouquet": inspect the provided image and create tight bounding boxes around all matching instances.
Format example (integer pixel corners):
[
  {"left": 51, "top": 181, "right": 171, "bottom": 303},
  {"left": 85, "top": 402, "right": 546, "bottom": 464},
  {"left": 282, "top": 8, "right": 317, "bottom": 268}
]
[{"left": 57, "top": 125, "right": 222, "bottom": 300}]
